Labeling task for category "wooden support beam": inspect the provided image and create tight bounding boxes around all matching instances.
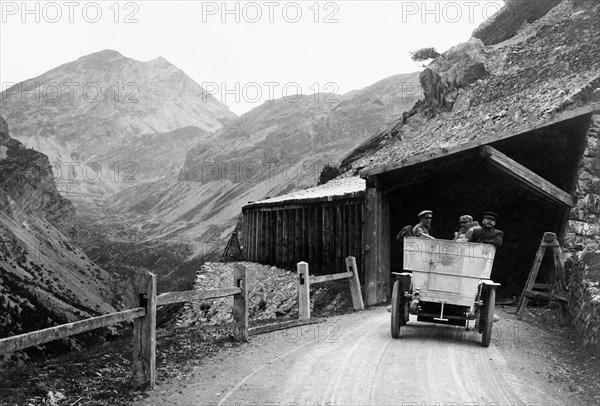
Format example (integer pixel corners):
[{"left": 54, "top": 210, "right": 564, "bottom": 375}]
[
  {"left": 233, "top": 264, "right": 248, "bottom": 342},
  {"left": 364, "top": 186, "right": 380, "bottom": 305},
  {"left": 480, "top": 146, "right": 575, "bottom": 207},
  {"left": 379, "top": 195, "right": 391, "bottom": 302},
  {"left": 133, "top": 272, "right": 157, "bottom": 389},
  {"left": 357, "top": 203, "right": 365, "bottom": 284}
]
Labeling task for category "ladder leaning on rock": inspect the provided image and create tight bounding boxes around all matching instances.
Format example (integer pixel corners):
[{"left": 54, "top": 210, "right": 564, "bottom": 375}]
[{"left": 516, "top": 232, "right": 568, "bottom": 324}]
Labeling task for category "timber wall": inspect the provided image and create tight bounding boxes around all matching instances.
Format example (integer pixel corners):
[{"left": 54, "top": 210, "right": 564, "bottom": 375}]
[{"left": 242, "top": 199, "right": 364, "bottom": 281}]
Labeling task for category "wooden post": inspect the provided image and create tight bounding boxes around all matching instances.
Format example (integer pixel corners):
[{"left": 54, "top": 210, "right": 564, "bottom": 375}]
[
  {"left": 297, "top": 262, "right": 310, "bottom": 320},
  {"left": 345, "top": 256, "right": 365, "bottom": 311},
  {"left": 364, "top": 184, "right": 380, "bottom": 305},
  {"left": 233, "top": 263, "right": 248, "bottom": 341},
  {"left": 132, "top": 272, "right": 157, "bottom": 389},
  {"left": 379, "top": 196, "right": 390, "bottom": 302}
]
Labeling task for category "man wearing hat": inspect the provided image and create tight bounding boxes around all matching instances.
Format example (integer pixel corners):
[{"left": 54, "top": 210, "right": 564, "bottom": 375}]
[
  {"left": 413, "top": 210, "right": 435, "bottom": 239},
  {"left": 454, "top": 215, "right": 478, "bottom": 242},
  {"left": 468, "top": 211, "right": 503, "bottom": 248}
]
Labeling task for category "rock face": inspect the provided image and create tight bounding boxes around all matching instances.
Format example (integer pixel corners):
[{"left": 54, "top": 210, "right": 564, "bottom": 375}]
[
  {"left": 175, "top": 262, "right": 299, "bottom": 326},
  {"left": 418, "top": 38, "right": 488, "bottom": 115},
  {"left": 473, "top": 0, "right": 563, "bottom": 45},
  {"left": 0, "top": 116, "right": 76, "bottom": 236},
  {"left": 341, "top": 0, "right": 600, "bottom": 174},
  {"left": 565, "top": 114, "right": 600, "bottom": 351},
  {"left": 0, "top": 50, "right": 236, "bottom": 205},
  {"left": 0, "top": 116, "right": 128, "bottom": 355}
]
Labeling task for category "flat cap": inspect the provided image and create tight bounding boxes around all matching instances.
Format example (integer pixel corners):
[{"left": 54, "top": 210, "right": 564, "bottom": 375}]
[
  {"left": 418, "top": 210, "right": 433, "bottom": 218},
  {"left": 482, "top": 211, "right": 498, "bottom": 221}
]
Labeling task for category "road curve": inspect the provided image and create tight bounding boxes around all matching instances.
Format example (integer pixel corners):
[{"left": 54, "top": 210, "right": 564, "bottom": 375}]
[{"left": 139, "top": 308, "right": 579, "bottom": 406}]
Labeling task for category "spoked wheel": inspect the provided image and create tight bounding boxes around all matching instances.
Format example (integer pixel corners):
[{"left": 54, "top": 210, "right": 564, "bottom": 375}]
[
  {"left": 481, "top": 288, "right": 496, "bottom": 347},
  {"left": 391, "top": 280, "right": 408, "bottom": 338}
]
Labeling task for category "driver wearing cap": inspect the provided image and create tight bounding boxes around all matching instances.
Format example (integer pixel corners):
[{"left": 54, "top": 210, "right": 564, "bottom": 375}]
[
  {"left": 413, "top": 210, "right": 435, "bottom": 240},
  {"left": 468, "top": 211, "right": 503, "bottom": 248}
]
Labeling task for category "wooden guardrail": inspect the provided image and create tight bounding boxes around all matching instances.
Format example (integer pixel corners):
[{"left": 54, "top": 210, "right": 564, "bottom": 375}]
[
  {"left": 297, "top": 256, "right": 364, "bottom": 320},
  {"left": 0, "top": 264, "right": 249, "bottom": 389}
]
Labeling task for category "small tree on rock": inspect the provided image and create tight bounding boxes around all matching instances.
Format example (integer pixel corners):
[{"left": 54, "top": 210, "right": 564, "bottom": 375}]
[
  {"left": 318, "top": 164, "right": 341, "bottom": 185},
  {"left": 410, "top": 47, "right": 441, "bottom": 62}
]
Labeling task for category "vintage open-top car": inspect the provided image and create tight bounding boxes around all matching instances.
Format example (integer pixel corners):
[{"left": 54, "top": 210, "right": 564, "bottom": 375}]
[{"left": 391, "top": 237, "right": 499, "bottom": 347}]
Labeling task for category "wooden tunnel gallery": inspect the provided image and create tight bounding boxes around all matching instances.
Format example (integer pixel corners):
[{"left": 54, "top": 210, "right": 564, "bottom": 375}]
[{"left": 241, "top": 107, "right": 596, "bottom": 306}]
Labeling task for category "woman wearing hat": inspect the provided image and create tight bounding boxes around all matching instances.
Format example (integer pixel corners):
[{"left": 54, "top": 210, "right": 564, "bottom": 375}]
[{"left": 453, "top": 215, "right": 478, "bottom": 242}]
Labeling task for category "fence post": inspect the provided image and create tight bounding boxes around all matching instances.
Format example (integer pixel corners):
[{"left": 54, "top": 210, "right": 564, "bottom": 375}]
[
  {"left": 233, "top": 263, "right": 248, "bottom": 342},
  {"left": 346, "top": 256, "right": 365, "bottom": 311},
  {"left": 132, "top": 272, "right": 157, "bottom": 389},
  {"left": 297, "top": 262, "right": 310, "bottom": 320}
]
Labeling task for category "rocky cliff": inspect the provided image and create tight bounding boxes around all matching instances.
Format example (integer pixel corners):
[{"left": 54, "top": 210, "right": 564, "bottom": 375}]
[
  {"left": 565, "top": 114, "right": 600, "bottom": 351},
  {"left": 0, "top": 116, "right": 128, "bottom": 357},
  {"left": 341, "top": 0, "right": 600, "bottom": 173}
]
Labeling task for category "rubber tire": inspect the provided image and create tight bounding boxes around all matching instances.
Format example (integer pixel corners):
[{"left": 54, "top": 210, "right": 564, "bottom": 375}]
[
  {"left": 391, "top": 280, "right": 408, "bottom": 338},
  {"left": 481, "top": 288, "right": 495, "bottom": 347},
  {"left": 391, "top": 280, "right": 402, "bottom": 338}
]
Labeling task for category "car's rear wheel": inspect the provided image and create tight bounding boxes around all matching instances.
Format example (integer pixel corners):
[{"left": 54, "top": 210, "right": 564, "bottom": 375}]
[
  {"left": 481, "top": 288, "right": 495, "bottom": 347},
  {"left": 391, "top": 280, "right": 408, "bottom": 338}
]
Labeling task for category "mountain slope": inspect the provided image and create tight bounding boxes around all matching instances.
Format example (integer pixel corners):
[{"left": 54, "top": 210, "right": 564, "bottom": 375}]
[
  {"left": 0, "top": 116, "right": 128, "bottom": 351},
  {"left": 0, "top": 50, "right": 236, "bottom": 205},
  {"left": 104, "top": 73, "right": 422, "bottom": 285}
]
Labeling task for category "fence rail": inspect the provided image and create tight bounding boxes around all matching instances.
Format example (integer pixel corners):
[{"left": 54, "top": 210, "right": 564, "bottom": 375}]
[
  {"left": 157, "top": 287, "right": 242, "bottom": 306},
  {"left": 0, "top": 264, "right": 249, "bottom": 389},
  {"left": 0, "top": 307, "right": 146, "bottom": 355}
]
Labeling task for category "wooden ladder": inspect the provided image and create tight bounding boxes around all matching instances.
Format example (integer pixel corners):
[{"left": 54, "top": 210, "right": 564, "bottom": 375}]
[
  {"left": 222, "top": 232, "right": 243, "bottom": 260},
  {"left": 516, "top": 232, "right": 568, "bottom": 324}
]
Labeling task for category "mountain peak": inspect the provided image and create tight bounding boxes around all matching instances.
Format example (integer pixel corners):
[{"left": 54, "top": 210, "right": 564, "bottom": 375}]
[
  {"left": 76, "top": 49, "right": 125, "bottom": 64},
  {"left": 148, "top": 56, "right": 170, "bottom": 65}
]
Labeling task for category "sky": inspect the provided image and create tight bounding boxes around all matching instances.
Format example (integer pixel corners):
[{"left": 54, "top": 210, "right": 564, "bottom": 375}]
[{"left": 0, "top": 0, "right": 504, "bottom": 115}]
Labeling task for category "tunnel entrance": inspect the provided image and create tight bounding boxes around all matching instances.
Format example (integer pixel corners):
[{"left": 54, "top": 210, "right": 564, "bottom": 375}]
[{"left": 380, "top": 113, "right": 591, "bottom": 296}]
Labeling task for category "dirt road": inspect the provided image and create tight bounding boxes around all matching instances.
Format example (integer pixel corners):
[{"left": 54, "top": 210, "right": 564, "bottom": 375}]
[{"left": 138, "top": 307, "right": 590, "bottom": 405}]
